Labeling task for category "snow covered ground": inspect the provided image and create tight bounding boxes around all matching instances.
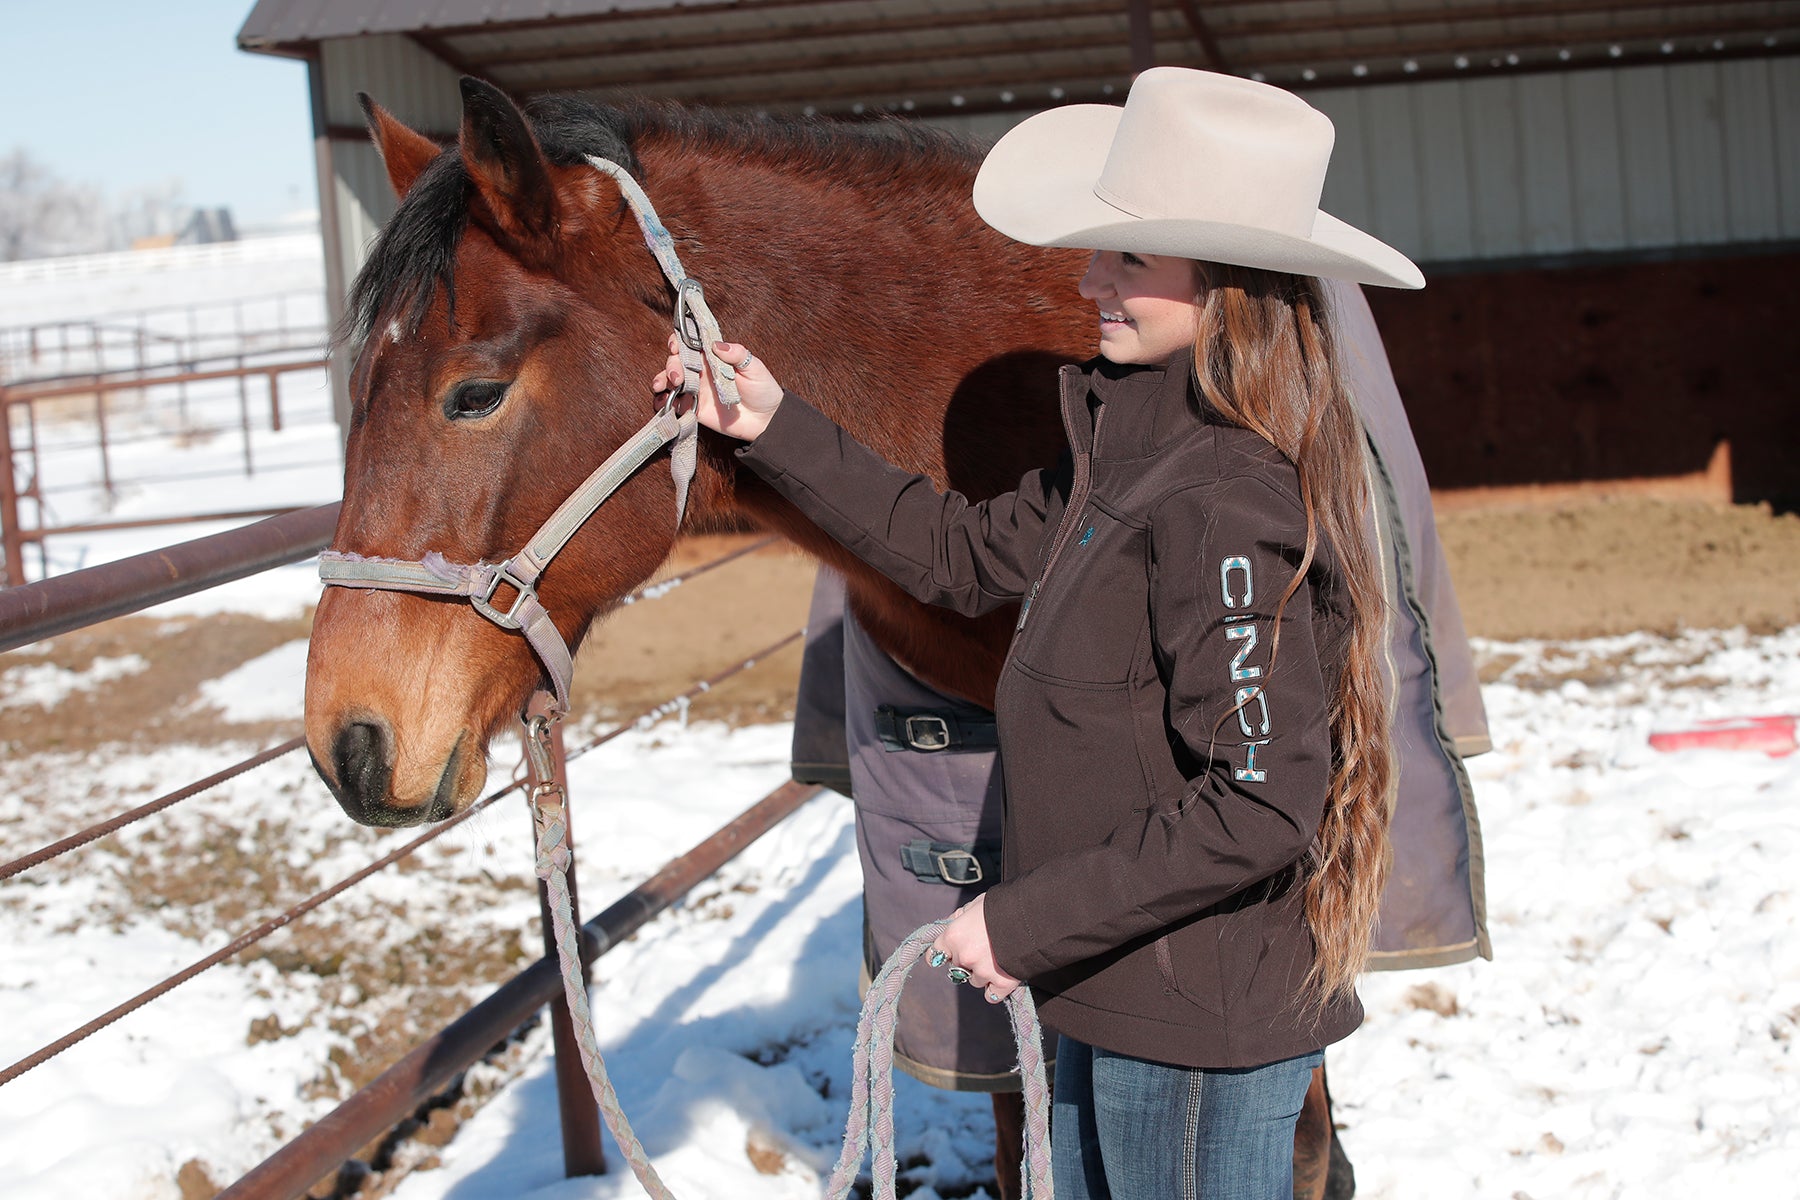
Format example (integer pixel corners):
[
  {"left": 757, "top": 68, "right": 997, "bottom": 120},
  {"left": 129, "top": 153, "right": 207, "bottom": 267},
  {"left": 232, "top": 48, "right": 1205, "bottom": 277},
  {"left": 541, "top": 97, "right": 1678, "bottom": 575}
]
[{"left": 2, "top": 242, "right": 1797, "bottom": 1199}]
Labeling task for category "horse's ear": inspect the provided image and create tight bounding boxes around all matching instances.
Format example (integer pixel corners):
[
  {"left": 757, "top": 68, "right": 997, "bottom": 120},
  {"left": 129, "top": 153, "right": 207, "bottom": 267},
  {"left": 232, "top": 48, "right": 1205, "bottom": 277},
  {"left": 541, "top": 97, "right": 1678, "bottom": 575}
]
[
  {"left": 457, "top": 77, "right": 559, "bottom": 251},
  {"left": 359, "top": 94, "right": 442, "bottom": 199}
]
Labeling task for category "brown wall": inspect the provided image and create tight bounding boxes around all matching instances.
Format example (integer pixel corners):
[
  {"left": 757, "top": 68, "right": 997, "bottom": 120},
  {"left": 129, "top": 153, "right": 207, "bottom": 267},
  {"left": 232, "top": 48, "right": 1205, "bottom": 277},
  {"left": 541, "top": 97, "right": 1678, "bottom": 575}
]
[{"left": 1367, "top": 248, "right": 1800, "bottom": 511}]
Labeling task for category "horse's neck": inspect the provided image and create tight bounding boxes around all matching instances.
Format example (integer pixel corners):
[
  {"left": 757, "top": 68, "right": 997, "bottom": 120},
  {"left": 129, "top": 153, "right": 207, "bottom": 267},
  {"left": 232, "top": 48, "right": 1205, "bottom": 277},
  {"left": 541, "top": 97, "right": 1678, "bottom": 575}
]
[
  {"left": 634, "top": 131, "right": 1089, "bottom": 704},
  {"left": 638, "top": 132, "right": 1084, "bottom": 484}
]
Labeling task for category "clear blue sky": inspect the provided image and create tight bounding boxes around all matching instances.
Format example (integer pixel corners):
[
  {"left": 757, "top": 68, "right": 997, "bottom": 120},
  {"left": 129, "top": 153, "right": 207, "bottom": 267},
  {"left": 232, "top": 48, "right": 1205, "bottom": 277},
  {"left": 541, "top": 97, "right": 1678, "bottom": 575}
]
[{"left": 1, "top": 1, "right": 314, "bottom": 225}]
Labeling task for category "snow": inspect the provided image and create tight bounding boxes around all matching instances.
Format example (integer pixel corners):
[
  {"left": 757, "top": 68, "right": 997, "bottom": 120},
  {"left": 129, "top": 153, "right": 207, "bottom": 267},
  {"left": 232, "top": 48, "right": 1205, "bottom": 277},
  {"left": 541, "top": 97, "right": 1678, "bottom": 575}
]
[
  {"left": 1, "top": 651, "right": 148, "bottom": 708},
  {"left": 3, "top": 242, "right": 1798, "bottom": 1200}
]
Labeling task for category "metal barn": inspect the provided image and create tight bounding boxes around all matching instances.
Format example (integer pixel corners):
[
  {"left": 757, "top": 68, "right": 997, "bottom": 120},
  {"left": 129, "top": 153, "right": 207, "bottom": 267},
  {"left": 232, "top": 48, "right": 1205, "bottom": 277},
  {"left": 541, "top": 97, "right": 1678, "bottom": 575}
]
[{"left": 239, "top": 0, "right": 1800, "bottom": 506}]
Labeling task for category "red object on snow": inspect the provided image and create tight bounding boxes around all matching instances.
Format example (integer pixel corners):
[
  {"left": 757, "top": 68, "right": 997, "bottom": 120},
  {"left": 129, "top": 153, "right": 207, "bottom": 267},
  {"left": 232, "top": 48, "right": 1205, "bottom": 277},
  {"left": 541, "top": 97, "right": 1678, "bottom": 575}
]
[{"left": 1648, "top": 715, "right": 1798, "bottom": 757}]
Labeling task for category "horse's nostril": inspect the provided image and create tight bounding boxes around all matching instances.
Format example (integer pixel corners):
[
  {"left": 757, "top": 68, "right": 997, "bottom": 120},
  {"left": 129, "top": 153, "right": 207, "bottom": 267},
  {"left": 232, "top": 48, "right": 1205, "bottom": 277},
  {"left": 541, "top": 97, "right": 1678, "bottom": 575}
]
[{"left": 333, "top": 721, "right": 392, "bottom": 815}]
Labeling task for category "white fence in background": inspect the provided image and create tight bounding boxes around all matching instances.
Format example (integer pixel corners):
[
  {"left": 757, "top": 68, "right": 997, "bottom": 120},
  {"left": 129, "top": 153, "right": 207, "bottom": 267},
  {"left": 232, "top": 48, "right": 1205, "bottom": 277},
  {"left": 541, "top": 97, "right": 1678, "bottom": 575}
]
[{"left": 0, "top": 234, "right": 323, "bottom": 287}]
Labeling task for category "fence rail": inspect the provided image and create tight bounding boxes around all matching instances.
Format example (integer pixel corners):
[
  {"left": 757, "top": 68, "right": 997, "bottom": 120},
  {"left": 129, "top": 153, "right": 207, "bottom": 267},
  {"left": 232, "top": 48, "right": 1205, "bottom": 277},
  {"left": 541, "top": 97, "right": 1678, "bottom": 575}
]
[
  {"left": 0, "top": 509, "right": 812, "bottom": 1200},
  {"left": 0, "top": 355, "right": 335, "bottom": 587}
]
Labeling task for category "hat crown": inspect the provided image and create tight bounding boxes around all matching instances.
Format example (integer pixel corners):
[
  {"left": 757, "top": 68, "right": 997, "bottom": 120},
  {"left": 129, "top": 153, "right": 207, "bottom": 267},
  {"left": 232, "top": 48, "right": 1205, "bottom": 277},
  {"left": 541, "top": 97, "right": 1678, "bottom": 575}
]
[{"left": 1093, "top": 68, "right": 1334, "bottom": 239}]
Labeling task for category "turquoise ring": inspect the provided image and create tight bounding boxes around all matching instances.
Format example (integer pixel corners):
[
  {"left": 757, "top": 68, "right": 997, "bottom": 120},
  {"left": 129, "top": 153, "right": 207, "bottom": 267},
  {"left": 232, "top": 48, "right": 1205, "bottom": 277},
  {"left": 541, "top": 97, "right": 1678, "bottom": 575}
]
[
  {"left": 927, "top": 950, "right": 948, "bottom": 968},
  {"left": 947, "top": 966, "right": 972, "bottom": 985}
]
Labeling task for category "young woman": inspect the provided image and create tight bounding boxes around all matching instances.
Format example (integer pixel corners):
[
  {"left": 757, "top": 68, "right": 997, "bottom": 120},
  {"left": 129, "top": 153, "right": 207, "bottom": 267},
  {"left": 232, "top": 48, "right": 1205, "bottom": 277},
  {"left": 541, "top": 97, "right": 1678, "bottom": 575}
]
[{"left": 654, "top": 67, "right": 1418, "bottom": 1199}]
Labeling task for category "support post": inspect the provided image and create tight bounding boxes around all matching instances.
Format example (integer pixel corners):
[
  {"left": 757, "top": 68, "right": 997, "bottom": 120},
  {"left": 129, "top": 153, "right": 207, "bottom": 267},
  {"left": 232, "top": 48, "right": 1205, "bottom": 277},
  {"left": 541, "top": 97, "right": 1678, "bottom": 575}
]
[
  {"left": 0, "top": 394, "right": 25, "bottom": 588},
  {"left": 536, "top": 722, "right": 608, "bottom": 1178},
  {"left": 1128, "top": 0, "right": 1156, "bottom": 74}
]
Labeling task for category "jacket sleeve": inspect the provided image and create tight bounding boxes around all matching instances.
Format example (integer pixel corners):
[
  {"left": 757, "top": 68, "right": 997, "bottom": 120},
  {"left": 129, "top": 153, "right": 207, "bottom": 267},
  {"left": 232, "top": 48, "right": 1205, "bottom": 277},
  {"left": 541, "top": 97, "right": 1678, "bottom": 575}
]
[
  {"left": 734, "top": 393, "right": 1061, "bottom": 617},
  {"left": 982, "top": 475, "right": 1338, "bottom": 980}
]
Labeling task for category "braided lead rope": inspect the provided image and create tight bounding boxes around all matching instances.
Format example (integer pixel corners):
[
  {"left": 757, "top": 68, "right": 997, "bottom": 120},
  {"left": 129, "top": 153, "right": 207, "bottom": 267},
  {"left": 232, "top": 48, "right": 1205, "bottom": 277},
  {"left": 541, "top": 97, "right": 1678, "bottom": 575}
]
[
  {"left": 526, "top": 716, "right": 681, "bottom": 1200},
  {"left": 524, "top": 709, "right": 1054, "bottom": 1199},
  {"left": 821, "top": 922, "right": 1056, "bottom": 1200}
]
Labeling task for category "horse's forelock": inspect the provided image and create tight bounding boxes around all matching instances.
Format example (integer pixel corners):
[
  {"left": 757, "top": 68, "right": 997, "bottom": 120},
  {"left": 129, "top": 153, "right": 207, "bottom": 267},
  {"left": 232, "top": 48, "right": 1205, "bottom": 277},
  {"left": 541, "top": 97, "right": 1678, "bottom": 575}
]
[{"left": 340, "top": 151, "right": 471, "bottom": 351}]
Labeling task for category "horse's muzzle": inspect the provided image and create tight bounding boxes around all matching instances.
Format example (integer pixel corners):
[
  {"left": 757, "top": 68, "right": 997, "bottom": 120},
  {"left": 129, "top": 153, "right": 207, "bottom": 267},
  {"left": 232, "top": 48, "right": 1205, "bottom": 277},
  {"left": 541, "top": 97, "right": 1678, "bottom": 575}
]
[{"left": 316, "top": 720, "right": 456, "bottom": 827}]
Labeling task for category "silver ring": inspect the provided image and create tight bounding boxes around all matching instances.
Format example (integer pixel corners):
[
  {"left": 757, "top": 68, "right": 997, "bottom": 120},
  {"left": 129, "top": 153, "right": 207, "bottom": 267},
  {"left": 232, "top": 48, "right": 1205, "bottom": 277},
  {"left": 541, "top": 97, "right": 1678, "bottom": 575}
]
[
  {"left": 947, "top": 966, "right": 971, "bottom": 985},
  {"left": 927, "top": 950, "right": 948, "bottom": 968},
  {"left": 735, "top": 351, "right": 755, "bottom": 371},
  {"left": 986, "top": 989, "right": 1001, "bottom": 1004}
]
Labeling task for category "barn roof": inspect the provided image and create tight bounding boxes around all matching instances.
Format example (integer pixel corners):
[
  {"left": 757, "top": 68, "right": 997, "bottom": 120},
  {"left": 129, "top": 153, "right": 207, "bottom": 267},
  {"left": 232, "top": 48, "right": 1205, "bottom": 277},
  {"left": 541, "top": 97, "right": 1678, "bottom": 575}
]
[{"left": 238, "top": 0, "right": 1800, "bottom": 118}]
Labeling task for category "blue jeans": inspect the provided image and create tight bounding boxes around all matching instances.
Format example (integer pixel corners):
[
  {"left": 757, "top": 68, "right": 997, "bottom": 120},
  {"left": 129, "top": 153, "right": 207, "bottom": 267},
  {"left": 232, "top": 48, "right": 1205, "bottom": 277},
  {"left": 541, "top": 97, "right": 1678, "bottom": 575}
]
[{"left": 1051, "top": 1036, "right": 1322, "bottom": 1200}]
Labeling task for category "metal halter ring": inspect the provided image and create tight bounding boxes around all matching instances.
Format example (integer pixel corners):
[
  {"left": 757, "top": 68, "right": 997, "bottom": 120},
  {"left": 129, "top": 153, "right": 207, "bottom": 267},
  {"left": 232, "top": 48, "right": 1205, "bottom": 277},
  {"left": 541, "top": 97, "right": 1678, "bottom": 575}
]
[{"left": 947, "top": 966, "right": 972, "bottom": 985}]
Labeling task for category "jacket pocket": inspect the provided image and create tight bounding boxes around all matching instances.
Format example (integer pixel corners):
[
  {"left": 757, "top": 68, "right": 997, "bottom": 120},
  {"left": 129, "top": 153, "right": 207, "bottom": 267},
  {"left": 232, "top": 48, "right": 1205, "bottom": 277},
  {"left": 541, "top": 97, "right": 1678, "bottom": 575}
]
[
  {"left": 1155, "top": 914, "right": 1226, "bottom": 1017},
  {"left": 1011, "top": 503, "right": 1148, "bottom": 687}
]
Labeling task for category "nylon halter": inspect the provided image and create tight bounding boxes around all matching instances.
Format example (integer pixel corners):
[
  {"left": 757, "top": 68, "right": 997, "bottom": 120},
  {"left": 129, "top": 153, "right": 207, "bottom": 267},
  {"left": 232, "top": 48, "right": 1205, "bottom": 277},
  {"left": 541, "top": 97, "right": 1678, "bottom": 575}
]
[{"left": 317, "top": 156, "right": 740, "bottom": 717}]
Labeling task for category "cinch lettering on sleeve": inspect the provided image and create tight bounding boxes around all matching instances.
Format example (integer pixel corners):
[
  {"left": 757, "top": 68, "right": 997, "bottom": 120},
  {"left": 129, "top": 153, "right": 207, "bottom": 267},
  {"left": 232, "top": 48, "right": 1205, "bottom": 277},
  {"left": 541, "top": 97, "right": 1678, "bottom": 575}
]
[{"left": 1219, "top": 555, "right": 1272, "bottom": 784}]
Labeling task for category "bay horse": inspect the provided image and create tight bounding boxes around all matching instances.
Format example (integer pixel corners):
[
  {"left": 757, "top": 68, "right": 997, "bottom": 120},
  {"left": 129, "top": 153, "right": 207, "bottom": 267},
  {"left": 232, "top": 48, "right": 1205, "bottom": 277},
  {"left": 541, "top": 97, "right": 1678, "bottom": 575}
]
[{"left": 304, "top": 77, "right": 1349, "bottom": 1199}]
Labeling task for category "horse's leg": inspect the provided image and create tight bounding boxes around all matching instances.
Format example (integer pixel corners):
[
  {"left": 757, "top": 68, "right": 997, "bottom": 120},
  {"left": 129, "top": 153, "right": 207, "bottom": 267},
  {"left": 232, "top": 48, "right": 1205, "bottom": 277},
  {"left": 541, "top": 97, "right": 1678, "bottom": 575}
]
[
  {"left": 1293, "top": 1062, "right": 1340, "bottom": 1200},
  {"left": 992, "top": 1091, "right": 1025, "bottom": 1200}
]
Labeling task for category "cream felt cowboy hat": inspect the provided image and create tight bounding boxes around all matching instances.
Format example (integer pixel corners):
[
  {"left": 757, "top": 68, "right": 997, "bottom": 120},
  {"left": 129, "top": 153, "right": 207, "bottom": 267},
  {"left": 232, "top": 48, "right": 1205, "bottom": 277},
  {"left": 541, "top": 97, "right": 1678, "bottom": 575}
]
[{"left": 973, "top": 67, "right": 1424, "bottom": 289}]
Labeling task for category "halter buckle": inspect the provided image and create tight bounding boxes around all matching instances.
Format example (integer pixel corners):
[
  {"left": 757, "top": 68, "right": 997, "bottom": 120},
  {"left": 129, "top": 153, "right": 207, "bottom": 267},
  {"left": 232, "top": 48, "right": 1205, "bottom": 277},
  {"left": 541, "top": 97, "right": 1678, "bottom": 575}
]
[
  {"left": 472, "top": 563, "right": 538, "bottom": 631},
  {"left": 674, "top": 277, "right": 708, "bottom": 353}
]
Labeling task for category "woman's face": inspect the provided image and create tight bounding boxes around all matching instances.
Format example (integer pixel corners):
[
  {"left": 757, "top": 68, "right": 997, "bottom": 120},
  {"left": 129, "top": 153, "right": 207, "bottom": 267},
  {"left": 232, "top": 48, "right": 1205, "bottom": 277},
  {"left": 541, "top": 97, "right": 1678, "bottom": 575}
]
[{"left": 1078, "top": 251, "right": 1203, "bottom": 365}]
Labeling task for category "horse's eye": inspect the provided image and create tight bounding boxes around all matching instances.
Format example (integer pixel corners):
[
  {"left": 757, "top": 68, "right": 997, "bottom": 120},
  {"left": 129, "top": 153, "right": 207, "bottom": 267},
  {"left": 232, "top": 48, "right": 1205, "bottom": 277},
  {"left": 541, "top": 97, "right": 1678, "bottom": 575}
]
[{"left": 444, "top": 380, "right": 509, "bottom": 421}]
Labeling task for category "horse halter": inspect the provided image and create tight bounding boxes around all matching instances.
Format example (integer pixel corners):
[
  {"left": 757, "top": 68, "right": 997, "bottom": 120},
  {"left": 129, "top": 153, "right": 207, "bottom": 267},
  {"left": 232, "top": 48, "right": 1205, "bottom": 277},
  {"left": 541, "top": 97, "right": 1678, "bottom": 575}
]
[{"left": 316, "top": 156, "right": 740, "bottom": 716}]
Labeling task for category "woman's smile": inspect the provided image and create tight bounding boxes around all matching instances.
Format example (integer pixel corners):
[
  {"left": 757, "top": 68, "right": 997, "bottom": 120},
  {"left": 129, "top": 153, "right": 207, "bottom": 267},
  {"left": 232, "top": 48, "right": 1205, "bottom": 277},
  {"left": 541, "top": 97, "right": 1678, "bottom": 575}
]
[{"left": 1079, "top": 251, "right": 1204, "bottom": 365}]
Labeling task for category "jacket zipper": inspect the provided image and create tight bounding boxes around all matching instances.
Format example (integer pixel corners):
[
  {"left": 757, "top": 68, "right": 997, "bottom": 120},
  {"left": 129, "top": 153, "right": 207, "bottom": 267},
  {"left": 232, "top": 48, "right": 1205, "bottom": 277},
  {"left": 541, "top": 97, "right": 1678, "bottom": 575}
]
[{"left": 1013, "top": 404, "right": 1105, "bottom": 637}]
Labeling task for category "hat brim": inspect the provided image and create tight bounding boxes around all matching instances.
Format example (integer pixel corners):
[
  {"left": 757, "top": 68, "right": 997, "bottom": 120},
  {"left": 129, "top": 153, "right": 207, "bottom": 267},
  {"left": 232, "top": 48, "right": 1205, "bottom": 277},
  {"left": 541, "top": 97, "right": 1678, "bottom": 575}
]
[{"left": 973, "top": 104, "right": 1425, "bottom": 290}]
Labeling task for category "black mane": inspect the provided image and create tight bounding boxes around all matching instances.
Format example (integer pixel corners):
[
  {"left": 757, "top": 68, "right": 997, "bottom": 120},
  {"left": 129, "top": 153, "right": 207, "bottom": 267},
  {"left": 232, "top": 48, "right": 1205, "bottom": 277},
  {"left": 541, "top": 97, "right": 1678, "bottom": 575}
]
[{"left": 340, "top": 99, "right": 980, "bottom": 350}]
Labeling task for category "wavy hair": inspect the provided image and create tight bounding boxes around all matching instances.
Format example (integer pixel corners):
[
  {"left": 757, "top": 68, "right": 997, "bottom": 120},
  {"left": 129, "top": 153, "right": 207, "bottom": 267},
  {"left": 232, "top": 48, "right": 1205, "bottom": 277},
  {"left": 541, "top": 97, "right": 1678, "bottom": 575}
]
[{"left": 1189, "top": 262, "right": 1396, "bottom": 1006}]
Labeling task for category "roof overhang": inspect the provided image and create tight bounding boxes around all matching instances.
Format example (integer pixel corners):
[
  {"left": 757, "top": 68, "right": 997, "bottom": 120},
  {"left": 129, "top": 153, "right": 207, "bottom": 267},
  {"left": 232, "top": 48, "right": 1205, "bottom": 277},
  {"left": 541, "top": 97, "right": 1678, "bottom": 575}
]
[{"left": 239, "top": 0, "right": 1800, "bottom": 118}]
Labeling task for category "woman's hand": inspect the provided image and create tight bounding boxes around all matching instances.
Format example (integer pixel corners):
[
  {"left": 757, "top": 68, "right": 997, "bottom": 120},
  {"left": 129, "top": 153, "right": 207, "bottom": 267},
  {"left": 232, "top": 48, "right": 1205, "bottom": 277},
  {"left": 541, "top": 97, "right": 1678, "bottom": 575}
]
[
  {"left": 930, "top": 894, "right": 1022, "bottom": 1004},
  {"left": 650, "top": 334, "right": 785, "bottom": 442}
]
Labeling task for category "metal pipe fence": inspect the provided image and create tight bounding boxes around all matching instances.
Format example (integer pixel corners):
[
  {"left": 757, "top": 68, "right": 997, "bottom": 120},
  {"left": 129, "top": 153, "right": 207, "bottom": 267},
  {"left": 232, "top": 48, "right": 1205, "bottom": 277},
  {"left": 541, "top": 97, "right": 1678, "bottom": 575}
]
[
  {"left": 0, "top": 290, "right": 326, "bottom": 386},
  {"left": 0, "top": 511, "right": 812, "bottom": 1199},
  {"left": 0, "top": 355, "right": 335, "bottom": 587}
]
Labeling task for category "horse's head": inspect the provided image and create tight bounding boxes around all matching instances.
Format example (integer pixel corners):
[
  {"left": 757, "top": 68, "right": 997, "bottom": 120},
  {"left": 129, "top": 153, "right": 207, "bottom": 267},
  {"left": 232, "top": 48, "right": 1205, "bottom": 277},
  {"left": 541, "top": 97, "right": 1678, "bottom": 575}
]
[{"left": 306, "top": 80, "right": 687, "bottom": 826}]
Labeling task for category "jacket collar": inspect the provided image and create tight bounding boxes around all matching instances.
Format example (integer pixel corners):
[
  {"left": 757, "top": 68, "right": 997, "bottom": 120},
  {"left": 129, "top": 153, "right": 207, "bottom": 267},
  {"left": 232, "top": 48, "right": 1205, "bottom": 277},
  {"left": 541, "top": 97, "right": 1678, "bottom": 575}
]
[{"left": 1058, "top": 348, "right": 1200, "bottom": 462}]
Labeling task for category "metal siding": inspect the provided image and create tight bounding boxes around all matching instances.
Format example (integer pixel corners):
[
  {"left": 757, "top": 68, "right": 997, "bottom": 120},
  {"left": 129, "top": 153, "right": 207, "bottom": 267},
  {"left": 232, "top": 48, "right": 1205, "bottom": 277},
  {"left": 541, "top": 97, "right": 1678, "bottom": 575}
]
[
  {"left": 1518, "top": 73, "right": 1577, "bottom": 254},
  {"left": 1463, "top": 77, "right": 1527, "bottom": 258},
  {"left": 318, "top": 34, "right": 463, "bottom": 318},
  {"left": 1668, "top": 63, "right": 1732, "bottom": 244},
  {"left": 1615, "top": 67, "right": 1680, "bottom": 248},
  {"left": 1564, "top": 68, "right": 1629, "bottom": 252},
  {"left": 1720, "top": 58, "right": 1782, "bottom": 242},
  {"left": 322, "top": 34, "right": 462, "bottom": 133},
  {"left": 1309, "top": 89, "right": 1377, "bottom": 238},
  {"left": 1363, "top": 84, "right": 1427, "bottom": 261},
  {"left": 1774, "top": 57, "right": 1800, "bottom": 237},
  {"left": 1412, "top": 79, "right": 1478, "bottom": 261}
]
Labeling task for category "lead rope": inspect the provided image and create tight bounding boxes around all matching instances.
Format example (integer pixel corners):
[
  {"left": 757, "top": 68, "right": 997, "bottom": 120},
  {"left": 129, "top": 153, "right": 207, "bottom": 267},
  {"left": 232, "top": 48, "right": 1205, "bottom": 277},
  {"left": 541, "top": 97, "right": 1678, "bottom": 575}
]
[{"left": 523, "top": 711, "right": 1056, "bottom": 1200}]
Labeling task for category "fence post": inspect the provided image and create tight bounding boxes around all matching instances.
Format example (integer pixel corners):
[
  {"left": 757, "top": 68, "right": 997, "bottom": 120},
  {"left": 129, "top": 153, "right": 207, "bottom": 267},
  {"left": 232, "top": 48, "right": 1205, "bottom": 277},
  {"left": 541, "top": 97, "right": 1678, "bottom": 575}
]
[
  {"left": 0, "top": 392, "right": 24, "bottom": 587},
  {"left": 94, "top": 377, "right": 114, "bottom": 500},
  {"left": 237, "top": 355, "right": 255, "bottom": 478},
  {"left": 267, "top": 368, "right": 283, "bottom": 433},
  {"left": 536, "top": 722, "right": 608, "bottom": 1178}
]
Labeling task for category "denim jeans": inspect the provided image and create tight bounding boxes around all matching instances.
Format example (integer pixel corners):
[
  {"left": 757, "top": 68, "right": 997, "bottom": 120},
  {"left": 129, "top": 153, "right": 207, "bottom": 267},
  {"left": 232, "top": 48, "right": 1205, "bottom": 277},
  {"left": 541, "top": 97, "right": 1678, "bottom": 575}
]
[{"left": 1051, "top": 1036, "right": 1323, "bottom": 1200}]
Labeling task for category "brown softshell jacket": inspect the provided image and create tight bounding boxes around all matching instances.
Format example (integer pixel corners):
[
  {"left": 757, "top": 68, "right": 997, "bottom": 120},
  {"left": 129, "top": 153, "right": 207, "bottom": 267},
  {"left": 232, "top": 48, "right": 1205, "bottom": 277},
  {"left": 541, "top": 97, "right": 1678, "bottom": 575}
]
[
  {"left": 788, "top": 282, "right": 1491, "bottom": 1079},
  {"left": 744, "top": 350, "right": 1362, "bottom": 1068}
]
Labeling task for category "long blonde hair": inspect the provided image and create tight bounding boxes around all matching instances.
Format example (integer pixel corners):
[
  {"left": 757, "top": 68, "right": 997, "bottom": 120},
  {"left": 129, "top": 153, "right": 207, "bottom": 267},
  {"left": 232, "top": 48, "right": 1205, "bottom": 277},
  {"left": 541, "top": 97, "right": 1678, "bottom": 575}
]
[{"left": 1190, "top": 261, "right": 1394, "bottom": 1006}]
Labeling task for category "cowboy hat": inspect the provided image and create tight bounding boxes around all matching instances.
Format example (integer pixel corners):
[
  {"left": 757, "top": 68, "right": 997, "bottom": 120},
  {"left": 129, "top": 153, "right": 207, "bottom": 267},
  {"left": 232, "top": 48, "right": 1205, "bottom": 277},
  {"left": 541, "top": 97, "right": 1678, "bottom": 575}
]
[{"left": 973, "top": 67, "right": 1424, "bottom": 289}]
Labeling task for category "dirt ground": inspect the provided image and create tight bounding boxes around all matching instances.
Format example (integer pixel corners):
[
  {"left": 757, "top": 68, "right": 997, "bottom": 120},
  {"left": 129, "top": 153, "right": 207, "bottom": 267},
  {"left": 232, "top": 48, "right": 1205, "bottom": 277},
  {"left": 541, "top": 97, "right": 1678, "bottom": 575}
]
[{"left": 5, "top": 498, "right": 1800, "bottom": 755}]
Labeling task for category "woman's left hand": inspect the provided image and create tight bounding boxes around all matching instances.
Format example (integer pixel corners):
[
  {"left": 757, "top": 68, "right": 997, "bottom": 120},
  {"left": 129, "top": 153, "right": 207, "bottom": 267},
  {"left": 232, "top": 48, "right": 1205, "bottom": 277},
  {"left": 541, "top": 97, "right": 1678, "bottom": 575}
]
[{"left": 931, "top": 894, "right": 1022, "bottom": 1004}]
